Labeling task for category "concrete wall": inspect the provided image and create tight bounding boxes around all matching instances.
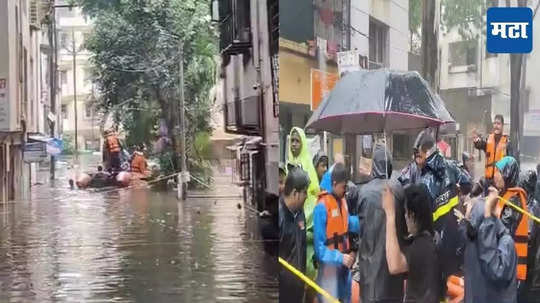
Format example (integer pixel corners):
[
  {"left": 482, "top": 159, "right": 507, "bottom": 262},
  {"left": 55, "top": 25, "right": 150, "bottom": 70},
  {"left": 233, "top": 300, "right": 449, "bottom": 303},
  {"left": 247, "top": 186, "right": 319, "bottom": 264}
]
[
  {"left": 0, "top": 0, "right": 21, "bottom": 131},
  {"left": 279, "top": 49, "right": 338, "bottom": 106},
  {"left": 350, "top": 0, "right": 369, "bottom": 55},
  {"left": 0, "top": 0, "right": 44, "bottom": 201},
  {"left": 369, "top": 0, "right": 409, "bottom": 70}
]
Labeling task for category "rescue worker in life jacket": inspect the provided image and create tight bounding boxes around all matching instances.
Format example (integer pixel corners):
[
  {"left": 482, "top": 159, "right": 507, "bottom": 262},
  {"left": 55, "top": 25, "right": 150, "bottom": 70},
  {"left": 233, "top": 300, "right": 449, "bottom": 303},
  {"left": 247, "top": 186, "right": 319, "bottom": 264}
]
[
  {"left": 472, "top": 114, "right": 512, "bottom": 183},
  {"left": 313, "top": 163, "right": 360, "bottom": 303},
  {"left": 491, "top": 156, "right": 529, "bottom": 299},
  {"left": 131, "top": 147, "right": 148, "bottom": 175},
  {"left": 518, "top": 169, "right": 540, "bottom": 302},
  {"left": 103, "top": 129, "right": 123, "bottom": 172}
]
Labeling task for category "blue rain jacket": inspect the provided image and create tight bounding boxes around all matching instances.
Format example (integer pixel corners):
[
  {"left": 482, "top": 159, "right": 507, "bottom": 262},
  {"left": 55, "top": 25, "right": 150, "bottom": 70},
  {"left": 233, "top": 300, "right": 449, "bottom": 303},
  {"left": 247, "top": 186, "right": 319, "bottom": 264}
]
[{"left": 313, "top": 192, "right": 360, "bottom": 303}]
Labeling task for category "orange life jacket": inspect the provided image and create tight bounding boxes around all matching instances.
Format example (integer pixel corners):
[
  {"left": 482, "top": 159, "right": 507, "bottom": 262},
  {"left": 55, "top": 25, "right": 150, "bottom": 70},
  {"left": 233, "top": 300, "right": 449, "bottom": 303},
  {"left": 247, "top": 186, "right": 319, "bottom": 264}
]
[
  {"left": 131, "top": 153, "right": 146, "bottom": 173},
  {"left": 485, "top": 134, "right": 508, "bottom": 179},
  {"left": 318, "top": 191, "right": 349, "bottom": 253},
  {"left": 106, "top": 135, "right": 121, "bottom": 153},
  {"left": 446, "top": 275, "right": 464, "bottom": 303},
  {"left": 495, "top": 187, "right": 528, "bottom": 281}
]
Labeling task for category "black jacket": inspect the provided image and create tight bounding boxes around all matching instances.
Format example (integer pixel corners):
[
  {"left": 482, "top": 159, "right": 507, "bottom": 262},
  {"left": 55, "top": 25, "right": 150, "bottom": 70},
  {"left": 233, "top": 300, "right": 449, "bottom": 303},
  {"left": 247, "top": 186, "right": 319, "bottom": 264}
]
[
  {"left": 535, "top": 179, "right": 540, "bottom": 205},
  {"left": 398, "top": 152, "right": 472, "bottom": 280},
  {"left": 462, "top": 200, "right": 518, "bottom": 303},
  {"left": 279, "top": 197, "right": 306, "bottom": 303},
  {"left": 356, "top": 145, "right": 405, "bottom": 303}
]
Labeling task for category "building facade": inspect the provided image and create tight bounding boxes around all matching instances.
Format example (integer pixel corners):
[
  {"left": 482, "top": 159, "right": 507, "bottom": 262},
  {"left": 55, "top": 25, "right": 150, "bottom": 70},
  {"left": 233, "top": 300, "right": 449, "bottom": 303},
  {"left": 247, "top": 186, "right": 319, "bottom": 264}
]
[
  {"left": 279, "top": 0, "right": 409, "bottom": 177},
  {"left": 439, "top": 0, "right": 540, "bottom": 168},
  {"left": 0, "top": 0, "right": 53, "bottom": 201},
  {"left": 56, "top": 4, "right": 101, "bottom": 152}
]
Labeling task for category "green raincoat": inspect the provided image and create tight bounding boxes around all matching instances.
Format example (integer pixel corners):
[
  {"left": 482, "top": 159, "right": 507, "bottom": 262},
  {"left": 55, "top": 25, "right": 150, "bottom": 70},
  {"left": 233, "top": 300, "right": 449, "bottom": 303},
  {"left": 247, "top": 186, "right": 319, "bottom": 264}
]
[{"left": 287, "top": 127, "right": 320, "bottom": 281}]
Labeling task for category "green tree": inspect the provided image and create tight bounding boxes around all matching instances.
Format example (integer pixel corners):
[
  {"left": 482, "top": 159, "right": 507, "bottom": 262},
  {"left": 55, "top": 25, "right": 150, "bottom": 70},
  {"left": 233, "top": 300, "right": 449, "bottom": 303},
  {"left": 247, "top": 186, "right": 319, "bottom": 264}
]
[
  {"left": 61, "top": 134, "right": 75, "bottom": 155},
  {"left": 440, "top": 0, "right": 486, "bottom": 40},
  {"left": 409, "top": 0, "right": 422, "bottom": 53},
  {"left": 75, "top": 0, "right": 217, "bottom": 186}
]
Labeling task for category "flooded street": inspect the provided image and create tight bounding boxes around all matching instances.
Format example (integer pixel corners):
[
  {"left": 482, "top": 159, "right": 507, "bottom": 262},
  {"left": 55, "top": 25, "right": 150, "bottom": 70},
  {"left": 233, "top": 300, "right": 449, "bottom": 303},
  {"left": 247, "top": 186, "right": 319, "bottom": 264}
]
[{"left": 0, "top": 163, "right": 278, "bottom": 302}]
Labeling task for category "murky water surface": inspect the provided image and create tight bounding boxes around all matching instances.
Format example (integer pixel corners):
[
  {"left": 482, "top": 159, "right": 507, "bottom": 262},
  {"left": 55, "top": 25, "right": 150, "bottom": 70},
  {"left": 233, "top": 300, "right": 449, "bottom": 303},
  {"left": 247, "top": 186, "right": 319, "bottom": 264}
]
[{"left": 0, "top": 165, "right": 278, "bottom": 302}]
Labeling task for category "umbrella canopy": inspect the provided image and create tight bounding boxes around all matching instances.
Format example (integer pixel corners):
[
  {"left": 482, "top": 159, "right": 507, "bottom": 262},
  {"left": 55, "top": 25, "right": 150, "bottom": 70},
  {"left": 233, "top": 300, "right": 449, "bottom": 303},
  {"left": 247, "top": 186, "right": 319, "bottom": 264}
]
[{"left": 306, "top": 69, "right": 455, "bottom": 134}]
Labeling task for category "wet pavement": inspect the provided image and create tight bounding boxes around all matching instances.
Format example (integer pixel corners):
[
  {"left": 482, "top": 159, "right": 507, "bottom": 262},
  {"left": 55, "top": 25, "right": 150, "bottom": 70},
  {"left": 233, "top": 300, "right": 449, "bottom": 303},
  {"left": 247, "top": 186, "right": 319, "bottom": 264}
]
[{"left": 0, "top": 163, "right": 278, "bottom": 302}]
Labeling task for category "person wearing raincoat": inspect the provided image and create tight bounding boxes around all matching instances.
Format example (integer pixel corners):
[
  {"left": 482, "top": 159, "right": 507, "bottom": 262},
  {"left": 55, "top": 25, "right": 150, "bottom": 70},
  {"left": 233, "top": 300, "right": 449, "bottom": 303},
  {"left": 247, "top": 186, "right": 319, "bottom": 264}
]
[
  {"left": 398, "top": 130, "right": 472, "bottom": 298},
  {"left": 459, "top": 187, "right": 518, "bottom": 303},
  {"left": 518, "top": 170, "right": 540, "bottom": 302},
  {"left": 490, "top": 156, "right": 529, "bottom": 290},
  {"left": 356, "top": 144, "right": 406, "bottom": 303},
  {"left": 287, "top": 127, "right": 320, "bottom": 289},
  {"left": 536, "top": 164, "right": 540, "bottom": 204},
  {"left": 313, "top": 163, "right": 360, "bottom": 303}
]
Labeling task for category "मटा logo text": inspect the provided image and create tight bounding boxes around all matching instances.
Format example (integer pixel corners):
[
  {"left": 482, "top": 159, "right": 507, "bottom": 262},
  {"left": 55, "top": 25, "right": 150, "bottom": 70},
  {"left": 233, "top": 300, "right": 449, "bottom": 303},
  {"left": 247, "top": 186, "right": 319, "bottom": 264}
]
[{"left": 487, "top": 7, "right": 533, "bottom": 53}]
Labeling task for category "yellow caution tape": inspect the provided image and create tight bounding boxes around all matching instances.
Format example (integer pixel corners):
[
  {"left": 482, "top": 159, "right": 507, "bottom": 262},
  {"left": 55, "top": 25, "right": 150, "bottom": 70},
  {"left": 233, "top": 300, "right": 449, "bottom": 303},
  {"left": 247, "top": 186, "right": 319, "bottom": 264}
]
[
  {"left": 278, "top": 257, "right": 340, "bottom": 303},
  {"left": 498, "top": 195, "right": 540, "bottom": 224}
]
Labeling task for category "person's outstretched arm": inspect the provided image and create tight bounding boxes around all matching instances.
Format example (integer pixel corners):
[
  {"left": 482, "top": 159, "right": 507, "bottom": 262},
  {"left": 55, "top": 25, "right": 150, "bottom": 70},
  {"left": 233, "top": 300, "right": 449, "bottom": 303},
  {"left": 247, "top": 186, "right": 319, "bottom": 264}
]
[{"left": 382, "top": 186, "right": 408, "bottom": 274}]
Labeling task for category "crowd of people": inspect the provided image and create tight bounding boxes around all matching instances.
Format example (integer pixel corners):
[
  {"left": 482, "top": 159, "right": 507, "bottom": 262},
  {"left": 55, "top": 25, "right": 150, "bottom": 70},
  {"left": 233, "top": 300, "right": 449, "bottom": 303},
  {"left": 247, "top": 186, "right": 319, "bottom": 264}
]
[{"left": 279, "top": 115, "right": 540, "bottom": 303}]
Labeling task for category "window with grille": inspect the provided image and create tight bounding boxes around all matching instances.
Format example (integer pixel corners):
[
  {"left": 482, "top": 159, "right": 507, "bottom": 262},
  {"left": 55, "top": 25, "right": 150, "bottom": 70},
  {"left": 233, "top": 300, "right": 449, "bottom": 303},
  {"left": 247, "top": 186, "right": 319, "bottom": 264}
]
[
  {"left": 449, "top": 40, "right": 477, "bottom": 67},
  {"left": 60, "top": 32, "right": 69, "bottom": 49},
  {"left": 84, "top": 103, "right": 92, "bottom": 118},
  {"left": 60, "top": 70, "right": 67, "bottom": 84},
  {"left": 216, "top": 0, "right": 251, "bottom": 54},
  {"left": 369, "top": 18, "right": 388, "bottom": 69},
  {"left": 61, "top": 105, "right": 67, "bottom": 119},
  {"left": 314, "top": 0, "right": 350, "bottom": 56}
]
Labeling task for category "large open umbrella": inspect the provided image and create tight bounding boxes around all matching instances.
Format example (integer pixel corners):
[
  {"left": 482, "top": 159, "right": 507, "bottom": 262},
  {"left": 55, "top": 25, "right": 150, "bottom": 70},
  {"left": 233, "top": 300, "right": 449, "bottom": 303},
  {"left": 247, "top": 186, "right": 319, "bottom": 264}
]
[{"left": 306, "top": 69, "right": 455, "bottom": 134}]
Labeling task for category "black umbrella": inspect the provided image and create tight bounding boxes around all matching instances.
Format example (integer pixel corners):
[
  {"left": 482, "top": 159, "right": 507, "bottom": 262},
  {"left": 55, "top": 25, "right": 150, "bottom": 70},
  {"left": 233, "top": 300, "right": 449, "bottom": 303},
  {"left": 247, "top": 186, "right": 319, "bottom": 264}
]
[{"left": 306, "top": 69, "right": 455, "bottom": 134}]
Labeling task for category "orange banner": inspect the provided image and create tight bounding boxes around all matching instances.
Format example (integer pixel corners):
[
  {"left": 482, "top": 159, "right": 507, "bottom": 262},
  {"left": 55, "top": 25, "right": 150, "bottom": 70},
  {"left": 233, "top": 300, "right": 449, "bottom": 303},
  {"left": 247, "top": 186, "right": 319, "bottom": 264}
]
[{"left": 311, "top": 69, "right": 339, "bottom": 111}]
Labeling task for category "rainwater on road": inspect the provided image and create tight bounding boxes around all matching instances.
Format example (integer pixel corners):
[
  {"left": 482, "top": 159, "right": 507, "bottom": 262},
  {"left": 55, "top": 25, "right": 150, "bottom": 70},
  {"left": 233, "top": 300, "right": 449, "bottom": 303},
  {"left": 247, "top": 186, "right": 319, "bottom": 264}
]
[{"left": 0, "top": 162, "right": 278, "bottom": 302}]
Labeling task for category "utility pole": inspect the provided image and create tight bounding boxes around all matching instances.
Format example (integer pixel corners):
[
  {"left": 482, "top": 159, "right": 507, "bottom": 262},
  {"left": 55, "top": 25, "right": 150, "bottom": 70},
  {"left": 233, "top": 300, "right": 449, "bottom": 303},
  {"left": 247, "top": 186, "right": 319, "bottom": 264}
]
[
  {"left": 421, "top": 0, "right": 440, "bottom": 91},
  {"left": 72, "top": 28, "right": 78, "bottom": 163},
  {"left": 178, "top": 41, "right": 187, "bottom": 200},
  {"left": 509, "top": 0, "right": 527, "bottom": 164},
  {"left": 48, "top": 1, "right": 57, "bottom": 180}
]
